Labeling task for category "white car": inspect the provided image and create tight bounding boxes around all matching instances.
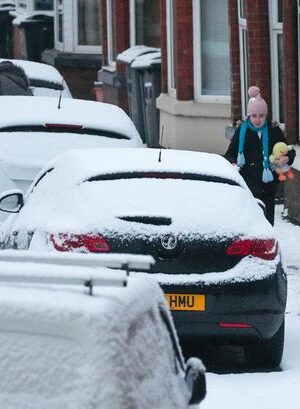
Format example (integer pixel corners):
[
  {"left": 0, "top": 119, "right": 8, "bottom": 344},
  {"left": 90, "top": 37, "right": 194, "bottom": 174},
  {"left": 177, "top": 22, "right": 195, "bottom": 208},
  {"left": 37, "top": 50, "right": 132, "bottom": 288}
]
[
  {"left": 0, "top": 251, "right": 206, "bottom": 409},
  {"left": 0, "top": 96, "right": 142, "bottom": 192},
  {"left": 0, "top": 58, "right": 72, "bottom": 98}
]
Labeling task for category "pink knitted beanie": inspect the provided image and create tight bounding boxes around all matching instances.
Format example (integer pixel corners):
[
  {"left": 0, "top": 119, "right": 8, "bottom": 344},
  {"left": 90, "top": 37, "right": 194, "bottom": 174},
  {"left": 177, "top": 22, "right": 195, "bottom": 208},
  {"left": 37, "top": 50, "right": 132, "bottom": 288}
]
[{"left": 246, "top": 86, "right": 268, "bottom": 116}]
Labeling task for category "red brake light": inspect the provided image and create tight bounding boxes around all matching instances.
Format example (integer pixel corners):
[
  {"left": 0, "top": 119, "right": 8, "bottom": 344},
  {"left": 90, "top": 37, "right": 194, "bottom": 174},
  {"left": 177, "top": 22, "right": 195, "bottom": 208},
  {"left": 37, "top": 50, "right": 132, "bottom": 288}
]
[
  {"left": 226, "top": 239, "right": 278, "bottom": 260},
  {"left": 45, "top": 124, "right": 83, "bottom": 130},
  {"left": 50, "top": 233, "right": 111, "bottom": 253}
]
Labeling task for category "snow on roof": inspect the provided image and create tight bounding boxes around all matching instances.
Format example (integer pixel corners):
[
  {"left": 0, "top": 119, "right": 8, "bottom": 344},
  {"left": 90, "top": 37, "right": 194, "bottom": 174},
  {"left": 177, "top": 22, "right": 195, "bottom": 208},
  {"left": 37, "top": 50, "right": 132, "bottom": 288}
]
[
  {"left": 0, "top": 96, "right": 141, "bottom": 141},
  {"left": 3, "top": 148, "right": 274, "bottom": 240},
  {"left": 0, "top": 59, "right": 63, "bottom": 84}
]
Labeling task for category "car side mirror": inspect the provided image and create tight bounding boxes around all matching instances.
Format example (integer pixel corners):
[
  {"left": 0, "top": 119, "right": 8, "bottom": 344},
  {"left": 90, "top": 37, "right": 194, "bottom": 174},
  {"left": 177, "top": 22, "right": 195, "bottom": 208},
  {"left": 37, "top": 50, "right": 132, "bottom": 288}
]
[
  {"left": 256, "top": 199, "right": 266, "bottom": 215},
  {"left": 185, "top": 357, "right": 206, "bottom": 405},
  {"left": 0, "top": 189, "right": 24, "bottom": 213}
]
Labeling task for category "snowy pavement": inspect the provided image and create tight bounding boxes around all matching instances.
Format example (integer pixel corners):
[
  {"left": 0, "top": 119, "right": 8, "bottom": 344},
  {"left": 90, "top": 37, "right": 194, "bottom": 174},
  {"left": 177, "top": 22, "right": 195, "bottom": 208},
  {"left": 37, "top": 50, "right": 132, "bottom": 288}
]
[{"left": 200, "top": 204, "right": 300, "bottom": 409}]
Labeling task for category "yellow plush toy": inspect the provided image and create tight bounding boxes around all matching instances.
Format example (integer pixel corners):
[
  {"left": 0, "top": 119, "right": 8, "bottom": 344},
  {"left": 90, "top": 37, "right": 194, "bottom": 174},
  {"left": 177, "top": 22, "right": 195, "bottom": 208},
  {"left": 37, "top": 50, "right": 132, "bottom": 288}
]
[{"left": 269, "top": 142, "right": 295, "bottom": 181}]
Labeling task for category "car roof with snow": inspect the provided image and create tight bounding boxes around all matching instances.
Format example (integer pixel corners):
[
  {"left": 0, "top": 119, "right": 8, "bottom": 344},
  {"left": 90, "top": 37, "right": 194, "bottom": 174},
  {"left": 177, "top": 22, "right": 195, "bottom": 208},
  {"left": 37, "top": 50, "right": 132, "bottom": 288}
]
[
  {"left": 40, "top": 147, "right": 249, "bottom": 186},
  {"left": 3, "top": 148, "right": 274, "bottom": 240},
  {"left": 0, "top": 251, "right": 200, "bottom": 409},
  {"left": 0, "top": 96, "right": 140, "bottom": 140},
  {"left": 0, "top": 58, "right": 72, "bottom": 97}
]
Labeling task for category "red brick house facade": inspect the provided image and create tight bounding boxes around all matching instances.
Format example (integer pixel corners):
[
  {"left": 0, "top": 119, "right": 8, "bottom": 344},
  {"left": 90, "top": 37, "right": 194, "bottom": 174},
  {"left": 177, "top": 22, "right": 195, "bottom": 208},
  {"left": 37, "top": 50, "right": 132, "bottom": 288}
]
[{"left": 98, "top": 0, "right": 299, "bottom": 223}]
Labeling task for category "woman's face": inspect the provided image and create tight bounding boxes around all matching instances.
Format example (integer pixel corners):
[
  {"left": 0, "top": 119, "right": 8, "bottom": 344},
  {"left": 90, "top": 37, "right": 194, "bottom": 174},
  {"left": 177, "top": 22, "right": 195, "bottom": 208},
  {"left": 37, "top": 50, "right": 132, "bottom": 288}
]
[{"left": 249, "top": 114, "right": 267, "bottom": 128}]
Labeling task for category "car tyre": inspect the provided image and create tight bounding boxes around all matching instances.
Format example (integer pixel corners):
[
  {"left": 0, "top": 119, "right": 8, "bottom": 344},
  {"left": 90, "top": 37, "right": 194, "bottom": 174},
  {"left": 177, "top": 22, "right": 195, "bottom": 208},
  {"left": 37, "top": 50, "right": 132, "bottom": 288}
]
[{"left": 245, "top": 319, "right": 285, "bottom": 370}]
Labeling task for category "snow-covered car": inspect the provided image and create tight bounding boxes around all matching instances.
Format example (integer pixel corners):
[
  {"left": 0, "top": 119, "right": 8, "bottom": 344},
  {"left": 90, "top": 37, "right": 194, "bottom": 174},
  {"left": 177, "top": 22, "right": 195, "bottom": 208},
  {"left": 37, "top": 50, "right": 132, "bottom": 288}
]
[
  {"left": 0, "top": 58, "right": 72, "bottom": 98},
  {"left": 0, "top": 148, "right": 287, "bottom": 370},
  {"left": 0, "top": 251, "right": 206, "bottom": 409},
  {"left": 0, "top": 96, "right": 142, "bottom": 192}
]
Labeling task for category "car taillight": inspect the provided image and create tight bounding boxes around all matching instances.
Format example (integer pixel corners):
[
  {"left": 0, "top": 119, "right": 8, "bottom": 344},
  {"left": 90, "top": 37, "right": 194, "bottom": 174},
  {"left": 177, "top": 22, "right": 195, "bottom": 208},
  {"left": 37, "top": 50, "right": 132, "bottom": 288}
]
[
  {"left": 50, "top": 233, "right": 110, "bottom": 253},
  {"left": 226, "top": 239, "right": 278, "bottom": 260}
]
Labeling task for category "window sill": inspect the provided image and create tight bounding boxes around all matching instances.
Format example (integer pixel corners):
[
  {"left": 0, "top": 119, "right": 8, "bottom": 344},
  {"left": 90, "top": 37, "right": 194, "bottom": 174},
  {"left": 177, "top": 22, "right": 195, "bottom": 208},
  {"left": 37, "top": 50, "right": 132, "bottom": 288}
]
[{"left": 156, "top": 93, "right": 231, "bottom": 118}]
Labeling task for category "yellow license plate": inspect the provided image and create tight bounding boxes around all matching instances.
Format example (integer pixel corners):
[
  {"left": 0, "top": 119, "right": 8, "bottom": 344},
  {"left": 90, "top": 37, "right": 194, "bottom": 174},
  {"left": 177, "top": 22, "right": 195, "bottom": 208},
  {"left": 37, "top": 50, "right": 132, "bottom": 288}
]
[{"left": 165, "top": 293, "right": 205, "bottom": 311}]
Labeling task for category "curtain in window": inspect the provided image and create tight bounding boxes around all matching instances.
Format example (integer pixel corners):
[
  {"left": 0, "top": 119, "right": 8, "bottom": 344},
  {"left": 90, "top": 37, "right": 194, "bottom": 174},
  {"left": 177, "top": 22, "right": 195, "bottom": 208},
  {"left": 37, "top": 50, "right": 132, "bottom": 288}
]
[
  {"left": 200, "top": 0, "right": 230, "bottom": 95},
  {"left": 78, "top": 0, "right": 101, "bottom": 46}
]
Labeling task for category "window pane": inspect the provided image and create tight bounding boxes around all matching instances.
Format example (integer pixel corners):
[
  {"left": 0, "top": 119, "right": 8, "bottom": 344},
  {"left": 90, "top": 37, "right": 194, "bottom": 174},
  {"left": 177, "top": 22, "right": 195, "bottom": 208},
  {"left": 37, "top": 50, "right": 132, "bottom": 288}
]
[
  {"left": 57, "top": 0, "right": 63, "bottom": 43},
  {"left": 78, "top": 0, "right": 101, "bottom": 46},
  {"left": 239, "top": 0, "right": 246, "bottom": 19},
  {"left": 34, "top": 0, "right": 53, "bottom": 10},
  {"left": 108, "top": 0, "right": 117, "bottom": 61},
  {"left": 277, "top": 0, "right": 283, "bottom": 23},
  {"left": 135, "top": 0, "right": 160, "bottom": 47},
  {"left": 201, "top": 0, "right": 230, "bottom": 95},
  {"left": 242, "top": 29, "right": 249, "bottom": 114}
]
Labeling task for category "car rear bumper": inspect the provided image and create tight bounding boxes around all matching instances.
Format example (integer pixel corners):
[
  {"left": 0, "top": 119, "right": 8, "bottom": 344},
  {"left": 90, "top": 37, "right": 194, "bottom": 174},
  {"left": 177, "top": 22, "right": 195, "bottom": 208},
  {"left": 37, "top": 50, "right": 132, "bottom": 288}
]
[{"left": 159, "top": 262, "right": 287, "bottom": 342}]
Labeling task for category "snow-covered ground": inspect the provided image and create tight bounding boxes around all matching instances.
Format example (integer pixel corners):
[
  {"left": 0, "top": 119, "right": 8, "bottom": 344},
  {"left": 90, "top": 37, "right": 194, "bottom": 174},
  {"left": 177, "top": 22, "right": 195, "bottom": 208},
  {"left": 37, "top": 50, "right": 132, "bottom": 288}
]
[{"left": 201, "top": 204, "right": 300, "bottom": 409}]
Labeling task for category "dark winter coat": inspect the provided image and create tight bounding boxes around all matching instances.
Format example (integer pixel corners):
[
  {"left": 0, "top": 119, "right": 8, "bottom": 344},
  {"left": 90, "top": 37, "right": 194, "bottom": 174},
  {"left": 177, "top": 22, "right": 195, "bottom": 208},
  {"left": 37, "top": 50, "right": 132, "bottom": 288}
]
[
  {"left": 224, "top": 121, "right": 296, "bottom": 195},
  {"left": 0, "top": 61, "right": 33, "bottom": 96}
]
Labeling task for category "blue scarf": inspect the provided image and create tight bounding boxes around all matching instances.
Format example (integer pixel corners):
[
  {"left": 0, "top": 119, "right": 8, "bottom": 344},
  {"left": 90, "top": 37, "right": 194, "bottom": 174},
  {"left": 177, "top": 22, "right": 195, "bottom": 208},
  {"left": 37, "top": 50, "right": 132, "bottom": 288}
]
[{"left": 237, "top": 119, "right": 273, "bottom": 183}]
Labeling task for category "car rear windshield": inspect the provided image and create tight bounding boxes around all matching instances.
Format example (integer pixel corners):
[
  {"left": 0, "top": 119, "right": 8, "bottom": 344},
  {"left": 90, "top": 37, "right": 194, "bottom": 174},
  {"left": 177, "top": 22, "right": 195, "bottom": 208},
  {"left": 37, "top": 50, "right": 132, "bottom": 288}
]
[
  {"left": 29, "top": 79, "right": 64, "bottom": 91},
  {"left": 86, "top": 172, "right": 241, "bottom": 186},
  {"left": 0, "top": 125, "right": 130, "bottom": 140}
]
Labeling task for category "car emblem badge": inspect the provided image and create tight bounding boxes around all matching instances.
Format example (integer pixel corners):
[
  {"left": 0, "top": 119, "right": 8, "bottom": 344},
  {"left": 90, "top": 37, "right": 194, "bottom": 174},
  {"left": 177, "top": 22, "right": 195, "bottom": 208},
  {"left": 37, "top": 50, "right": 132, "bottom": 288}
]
[{"left": 161, "top": 234, "right": 178, "bottom": 250}]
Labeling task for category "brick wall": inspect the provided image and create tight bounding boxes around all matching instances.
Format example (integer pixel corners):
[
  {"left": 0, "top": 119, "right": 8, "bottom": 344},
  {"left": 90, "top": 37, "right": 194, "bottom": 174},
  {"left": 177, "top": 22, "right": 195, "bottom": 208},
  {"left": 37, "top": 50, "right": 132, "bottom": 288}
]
[
  {"left": 174, "top": 0, "right": 193, "bottom": 100},
  {"left": 283, "top": 0, "right": 298, "bottom": 145},
  {"left": 246, "top": 0, "right": 271, "bottom": 115}
]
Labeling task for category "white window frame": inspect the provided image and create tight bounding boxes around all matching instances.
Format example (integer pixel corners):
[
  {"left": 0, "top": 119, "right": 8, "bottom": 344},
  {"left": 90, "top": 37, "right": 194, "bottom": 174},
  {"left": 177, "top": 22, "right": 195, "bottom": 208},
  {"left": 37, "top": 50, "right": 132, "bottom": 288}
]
[
  {"left": 193, "top": 0, "right": 230, "bottom": 103},
  {"left": 54, "top": 0, "right": 101, "bottom": 54},
  {"left": 73, "top": 1, "right": 101, "bottom": 53},
  {"left": 54, "top": 0, "right": 63, "bottom": 51},
  {"left": 238, "top": 0, "right": 248, "bottom": 118},
  {"left": 166, "top": 0, "right": 176, "bottom": 97},
  {"left": 129, "top": 0, "right": 136, "bottom": 47},
  {"left": 269, "top": 0, "right": 283, "bottom": 124},
  {"left": 106, "top": 0, "right": 116, "bottom": 68}
]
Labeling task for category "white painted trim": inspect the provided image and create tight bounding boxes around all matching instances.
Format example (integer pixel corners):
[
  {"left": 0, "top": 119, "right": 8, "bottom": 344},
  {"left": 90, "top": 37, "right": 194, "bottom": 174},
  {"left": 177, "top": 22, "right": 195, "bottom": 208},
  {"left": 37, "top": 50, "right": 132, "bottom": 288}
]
[
  {"left": 129, "top": 0, "right": 136, "bottom": 47},
  {"left": 54, "top": 0, "right": 63, "bottom": 51},
  {"left": 106, "top": 0, "right": 116, "bottom": 68},
  {"left": 268, "top": 0, "right": 283, "bottom": 123},
  {"left": 193, "top": 0, "right": 201, "bottom": 101},
  {"left": 238, "top": 0, "right": 247, "bottom": 118},
  {"left": 166, "top": 0, "right": 176, "bottom": 97}
]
